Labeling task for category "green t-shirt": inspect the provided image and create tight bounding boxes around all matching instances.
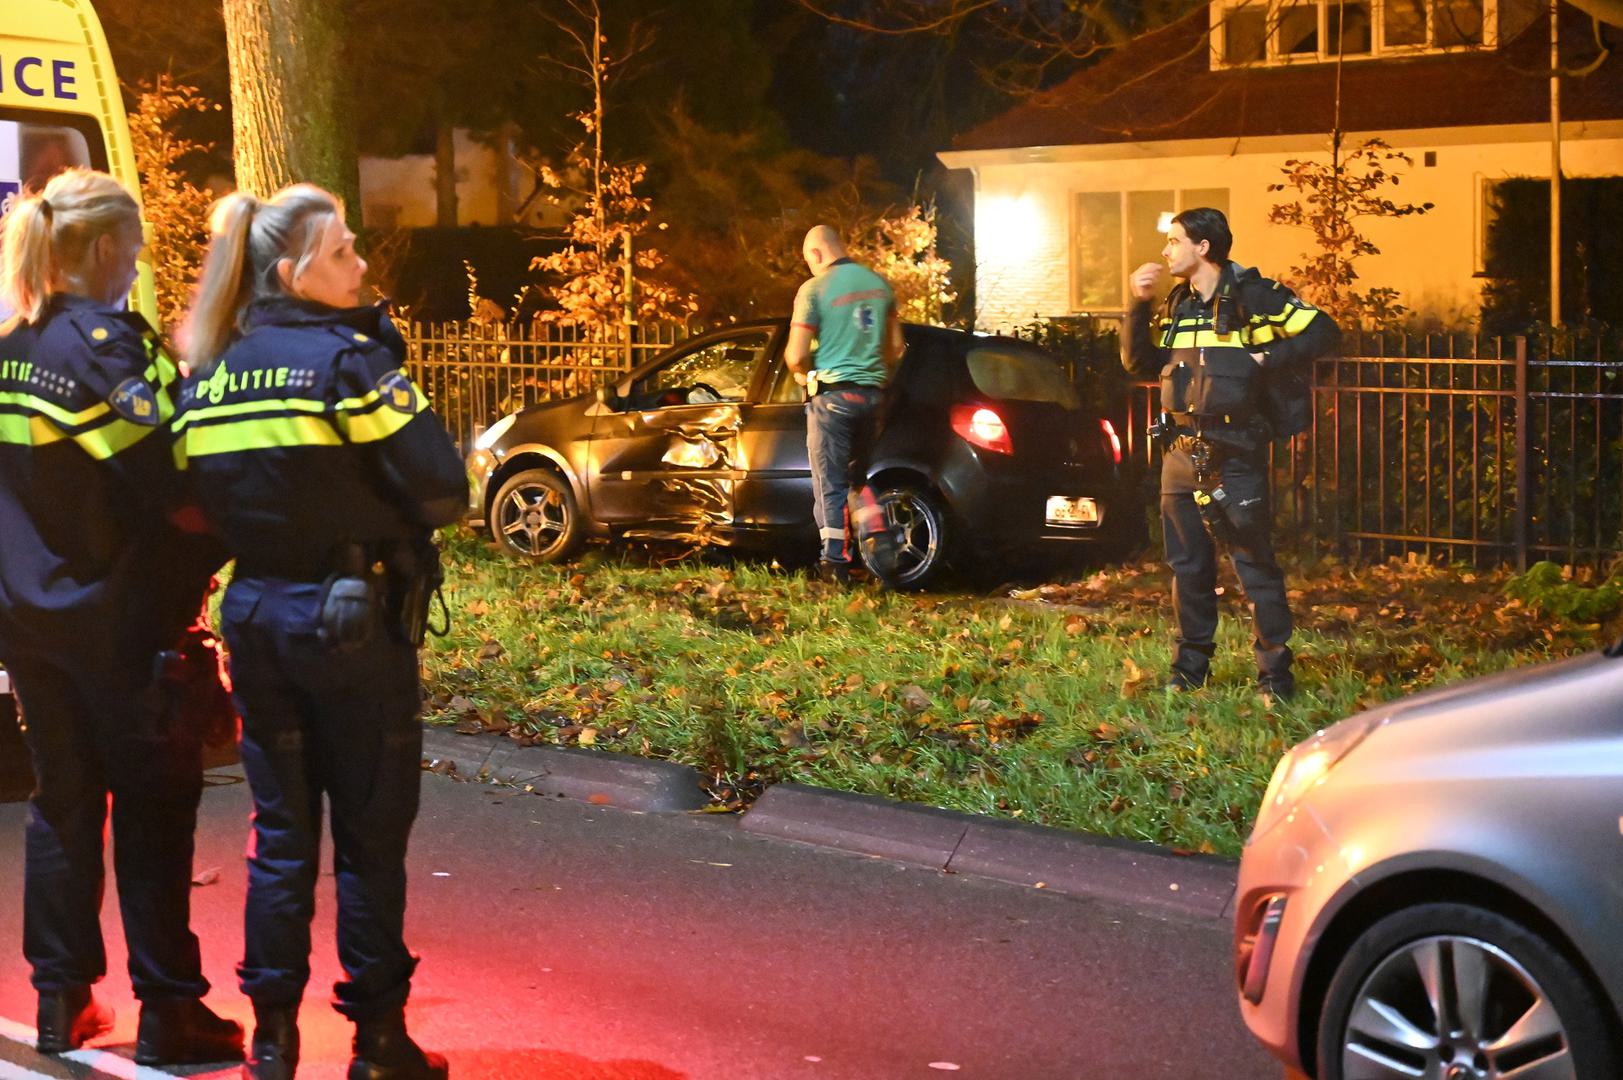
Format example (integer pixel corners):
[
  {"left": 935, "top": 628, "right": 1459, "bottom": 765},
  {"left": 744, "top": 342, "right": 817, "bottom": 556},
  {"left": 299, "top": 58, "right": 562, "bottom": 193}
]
[{"left": 791, "top": 259, "right": 893, "bottom": 387}]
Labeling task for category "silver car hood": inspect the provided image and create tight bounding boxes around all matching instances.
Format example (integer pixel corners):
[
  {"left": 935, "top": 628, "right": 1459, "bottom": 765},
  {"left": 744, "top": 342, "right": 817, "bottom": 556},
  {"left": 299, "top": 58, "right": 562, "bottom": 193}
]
[{"left": 1350, "top": 648, "right": 1622, "bottom": 743}]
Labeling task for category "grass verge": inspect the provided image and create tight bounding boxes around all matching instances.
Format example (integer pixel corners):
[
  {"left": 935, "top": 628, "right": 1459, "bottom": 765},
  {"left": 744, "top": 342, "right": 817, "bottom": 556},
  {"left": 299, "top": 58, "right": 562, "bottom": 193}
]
[{"left": 423, "top": 529, "right": 1609, "bottom": 857}]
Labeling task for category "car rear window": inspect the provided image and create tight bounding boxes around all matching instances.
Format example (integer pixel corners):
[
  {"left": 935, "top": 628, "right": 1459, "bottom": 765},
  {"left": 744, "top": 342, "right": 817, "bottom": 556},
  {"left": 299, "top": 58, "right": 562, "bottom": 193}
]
[{"left": 966, "top": 345, "right": 1080, "bottom": 410}]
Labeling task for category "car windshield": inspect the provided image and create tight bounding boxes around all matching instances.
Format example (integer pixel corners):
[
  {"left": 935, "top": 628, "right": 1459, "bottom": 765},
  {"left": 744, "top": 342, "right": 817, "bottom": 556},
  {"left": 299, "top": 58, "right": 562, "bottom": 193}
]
[{"left": 966, "top": 344, "right": 1080, "bottom": 410}]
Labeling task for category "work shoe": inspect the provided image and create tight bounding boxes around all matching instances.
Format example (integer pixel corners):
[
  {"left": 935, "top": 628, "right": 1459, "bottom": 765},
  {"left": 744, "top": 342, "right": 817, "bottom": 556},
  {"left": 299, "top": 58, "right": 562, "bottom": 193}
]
[
  {"left": 348, "top": 1013, "right": 448, "bottom": 1080},
  {"left": 243, "top": 1004, "right": 300, "bottom": 1080},
  {"left": 36, "top": 986, "right": 113, "bottom": 1053},
  {"left": 1163, "top": 669, "right": 1206, "bottom": 692},
  {"left": 1257, "top": 676, "right": 1297, "bottom": 706},
  {"left": 815, "top": 560, "right": 852, "bottom": 586},
  {"left": 135, "top": 997, "right": 245, "bottom": 1065}
]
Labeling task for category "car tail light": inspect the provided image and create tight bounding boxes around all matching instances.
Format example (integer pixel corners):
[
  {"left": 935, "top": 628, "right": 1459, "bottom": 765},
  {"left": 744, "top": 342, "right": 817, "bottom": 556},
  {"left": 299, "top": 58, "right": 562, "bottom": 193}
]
[
  {"left": 1100, "top": 418, "right": 1122, "bottom": 464},
  {"left": 951, "top": 404, "right": 1012, "bottom": 455}
]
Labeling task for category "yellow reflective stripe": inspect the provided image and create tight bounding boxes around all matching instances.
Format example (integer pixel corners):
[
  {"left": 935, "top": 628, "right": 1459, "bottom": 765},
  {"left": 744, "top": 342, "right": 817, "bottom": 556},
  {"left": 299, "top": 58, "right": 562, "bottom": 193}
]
[
  {"left": 0, "top": 391, "right": 111, "bottom": 428},
  {"left": 144, "top": 352, "right": 179, "bottom": 388},
  {"left": 333, "top": 373, "right": 430, "bottom": 443},
  {"left": 183, "top": 414, "right": 343, "bottom": 457},
  {"left": 173, "top": 396, "right": 328, "bottom": 432},
  {"left": 339, "top": 406, "right": 417, "bottom": 444},
  {"left": 1248, "top": 305, "right": 1318, "bottom": 345},
  {"left": 1164, "top": 329, "right": 1252, "bottom": 349},
  {"left": 69, "top": 417, "right": 157, "bottom": 460},
  {"left": 334, "top": 386, "right": 385, "bottom": 412},
  {"left": 333, "top": 371, "right": 429, "bottom": 414},
  {"left": 0, "top": 412, "right": 70, "bottom": 448}
]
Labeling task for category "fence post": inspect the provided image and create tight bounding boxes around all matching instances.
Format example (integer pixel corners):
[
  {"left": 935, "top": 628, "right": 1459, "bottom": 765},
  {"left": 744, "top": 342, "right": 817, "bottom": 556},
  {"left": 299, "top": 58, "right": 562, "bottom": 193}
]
[{"left": 1514, "top": 335, "right": 1530, "bottom": 571}]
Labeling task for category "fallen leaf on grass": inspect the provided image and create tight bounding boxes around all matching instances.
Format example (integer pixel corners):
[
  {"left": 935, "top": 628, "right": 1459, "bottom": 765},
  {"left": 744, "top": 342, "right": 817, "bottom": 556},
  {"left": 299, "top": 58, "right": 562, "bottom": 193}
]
[
  {"left": 897, "top": 684, "right": 933, "bottom": 713},
  {"left": 1120, "top": 657, "right": 1157, "bottom": 699},
  {"left": 465, "top": 599, "right": 491, "bottom": 617},
  {"left": 477, "top": 640, "right": 505, "bottom": 661}
]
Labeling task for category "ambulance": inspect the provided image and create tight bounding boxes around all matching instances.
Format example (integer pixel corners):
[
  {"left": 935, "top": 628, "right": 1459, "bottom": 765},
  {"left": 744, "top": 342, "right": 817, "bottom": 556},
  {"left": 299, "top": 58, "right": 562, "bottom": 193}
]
[{"left": 1, "top": 0, "right": 155, "bottom": 713}]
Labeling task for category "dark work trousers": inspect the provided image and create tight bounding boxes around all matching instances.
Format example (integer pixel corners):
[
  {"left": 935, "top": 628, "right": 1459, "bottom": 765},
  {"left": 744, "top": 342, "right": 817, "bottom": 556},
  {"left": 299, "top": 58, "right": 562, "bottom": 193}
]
[
  {"left": 806, "top": 385, "right": 884, "bottom": 564},
  {"left": 1159, "top": 450, "right": 1294, "bottom": 688},
  {"left": 8, "top": 652, "right": 208, "bottom": 1000},
  {"left": 220, "top": 576, "right": 425, "bottom": 1020}
]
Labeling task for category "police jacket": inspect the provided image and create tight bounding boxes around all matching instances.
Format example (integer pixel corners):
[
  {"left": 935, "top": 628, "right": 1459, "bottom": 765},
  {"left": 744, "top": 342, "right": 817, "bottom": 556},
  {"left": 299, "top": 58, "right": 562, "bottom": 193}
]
[
  {"left": 1123, "top": 262, "right": 1339, "bottom": 455},
  {"left": 174, "top": 298, "right": 466, "bottom": 578},
  {"left": 0, "top": 295, "right": 222, "bottom": 668}
]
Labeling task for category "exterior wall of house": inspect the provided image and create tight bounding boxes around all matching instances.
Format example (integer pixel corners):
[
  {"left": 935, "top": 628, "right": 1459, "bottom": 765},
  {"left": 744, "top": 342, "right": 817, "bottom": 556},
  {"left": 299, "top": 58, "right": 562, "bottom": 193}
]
[
  {"left": 950, "top": 122, "right": 1623, "bottom": 331},
  {"left": 359, "top": 129, "right": 571, "bottom": 231}
]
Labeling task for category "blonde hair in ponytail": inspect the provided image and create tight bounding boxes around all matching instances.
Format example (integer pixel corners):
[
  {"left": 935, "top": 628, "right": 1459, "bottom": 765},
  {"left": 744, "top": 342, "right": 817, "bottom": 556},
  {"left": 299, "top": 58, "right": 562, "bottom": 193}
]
[
  {"left": 0, "top": 168, "right": 140, "bottom": 325},
  {"left": 183, "top": 184, "right": 343, "bottom": 372}
]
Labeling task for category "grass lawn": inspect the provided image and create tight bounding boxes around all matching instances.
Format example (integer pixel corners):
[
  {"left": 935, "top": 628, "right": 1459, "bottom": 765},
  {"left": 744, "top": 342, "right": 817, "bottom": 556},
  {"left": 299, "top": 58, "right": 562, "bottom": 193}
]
[{"left": 423, "top": 529, "right": 1610, "bottom": 858}]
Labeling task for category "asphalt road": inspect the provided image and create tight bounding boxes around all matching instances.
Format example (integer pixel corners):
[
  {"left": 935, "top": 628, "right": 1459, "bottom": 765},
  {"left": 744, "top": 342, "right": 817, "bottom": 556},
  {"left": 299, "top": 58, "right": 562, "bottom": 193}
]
[{"left": 0, "top": 763, "right": 1280, "bottom": 1080}]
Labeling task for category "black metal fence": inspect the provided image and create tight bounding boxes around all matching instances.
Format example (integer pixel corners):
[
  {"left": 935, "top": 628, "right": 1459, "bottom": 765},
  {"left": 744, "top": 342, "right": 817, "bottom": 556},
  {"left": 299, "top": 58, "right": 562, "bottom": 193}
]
[
  {"left": 401, "top": 316, "right": 1621, "bottom": 569},
  {"left": 401, "top": 320, "right": 685, "bottom": 449},
  {"left": 1116, "top": 332, "right": 1623, "bottom": 569}
]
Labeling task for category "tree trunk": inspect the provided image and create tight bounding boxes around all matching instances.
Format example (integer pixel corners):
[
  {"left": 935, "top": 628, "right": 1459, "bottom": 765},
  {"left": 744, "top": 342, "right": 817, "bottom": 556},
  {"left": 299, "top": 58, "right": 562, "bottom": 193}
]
[
  {"left": 223, "top": 0, "right": 360, "bottom": 221},
  {"left": 435, "top": 120, "right": 459, "bottom": 227}
]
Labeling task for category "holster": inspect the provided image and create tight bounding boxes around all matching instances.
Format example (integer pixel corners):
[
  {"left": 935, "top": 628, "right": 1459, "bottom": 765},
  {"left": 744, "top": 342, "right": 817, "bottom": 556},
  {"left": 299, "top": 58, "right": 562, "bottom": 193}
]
[
  {"left": 318, "top": 543, "right": 383, "bottom": 651},
  {"left": 150, "top": 617, "right": 236, "bottom": 747},
  {"left": 1183, "top": 435, "right": 1259, "bottom": 547},
  {"left": 383, "top": 535, "right": 448, "bottom": 647}
]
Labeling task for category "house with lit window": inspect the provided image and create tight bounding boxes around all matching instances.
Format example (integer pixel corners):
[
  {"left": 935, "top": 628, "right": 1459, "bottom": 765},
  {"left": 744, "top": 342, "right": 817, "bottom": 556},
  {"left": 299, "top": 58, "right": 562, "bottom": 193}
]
[{"left": 938, "top": 0, "right": 1623, "bottom": 329}]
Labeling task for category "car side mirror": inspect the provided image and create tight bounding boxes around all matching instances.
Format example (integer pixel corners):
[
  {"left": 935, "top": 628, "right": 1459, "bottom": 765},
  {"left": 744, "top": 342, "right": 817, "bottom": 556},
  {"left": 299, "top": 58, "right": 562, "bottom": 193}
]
[{"left": 596, "top": 385, "right": 621, "bottom": 410}]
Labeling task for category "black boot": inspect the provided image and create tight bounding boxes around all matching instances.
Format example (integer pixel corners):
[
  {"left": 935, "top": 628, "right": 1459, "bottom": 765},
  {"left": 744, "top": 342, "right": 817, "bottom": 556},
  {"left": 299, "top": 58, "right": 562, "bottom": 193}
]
[
  {"left": 347, "top": 1012, "right": 448, "bottom": 1080},
  {"left": 134, "top": 997, "right": 245, "bottom": 1065},
  {"left": 1256, "top": 642, "right": 1296, "bottom": 703},
  {"left": 36, "top": 986, "right": 113, "bottom": 1053},
  {"left": 243, "top": 1004, "right": 300, "bottom": 1080}
]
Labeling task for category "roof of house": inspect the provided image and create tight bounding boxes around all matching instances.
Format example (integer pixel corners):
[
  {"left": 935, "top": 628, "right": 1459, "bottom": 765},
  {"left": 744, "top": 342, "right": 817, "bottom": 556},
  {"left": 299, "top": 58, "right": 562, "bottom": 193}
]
[{"left": 952, "top": 4, "right": 1623, "bottom": 151}]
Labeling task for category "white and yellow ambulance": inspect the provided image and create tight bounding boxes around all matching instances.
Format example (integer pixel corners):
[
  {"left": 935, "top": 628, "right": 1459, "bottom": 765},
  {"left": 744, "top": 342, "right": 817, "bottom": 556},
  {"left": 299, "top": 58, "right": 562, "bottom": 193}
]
[{"left": 1, "top": 0, "right": 155, "bottom": 708}]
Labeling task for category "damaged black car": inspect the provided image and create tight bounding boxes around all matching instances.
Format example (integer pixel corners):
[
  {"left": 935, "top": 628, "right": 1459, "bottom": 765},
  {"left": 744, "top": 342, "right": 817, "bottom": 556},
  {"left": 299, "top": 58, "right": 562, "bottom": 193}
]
[{"left": 465, "top": 320, "right": 1141, "bottom": 589}]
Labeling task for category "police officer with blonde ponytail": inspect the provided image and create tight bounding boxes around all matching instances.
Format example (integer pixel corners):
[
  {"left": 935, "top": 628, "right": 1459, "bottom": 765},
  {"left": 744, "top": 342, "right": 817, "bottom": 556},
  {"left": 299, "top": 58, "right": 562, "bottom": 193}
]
[
  {"left": 0, "top": 169, "right": 244, "bottom": 1064},
  {"left": 176, "top": 184, "right": 464, "bottom": 1080}
]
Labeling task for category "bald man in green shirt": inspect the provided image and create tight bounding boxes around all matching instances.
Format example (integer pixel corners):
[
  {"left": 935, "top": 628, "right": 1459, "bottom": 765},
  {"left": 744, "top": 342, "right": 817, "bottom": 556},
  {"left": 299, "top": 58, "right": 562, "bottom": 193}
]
[{"left": 786, "top": 225, "right": 905, "bottom": 586}]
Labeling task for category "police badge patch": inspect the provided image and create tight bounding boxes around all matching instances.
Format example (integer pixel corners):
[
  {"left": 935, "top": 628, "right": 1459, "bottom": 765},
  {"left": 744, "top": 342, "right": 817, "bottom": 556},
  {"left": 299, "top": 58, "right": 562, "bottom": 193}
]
[
  {"left": 109, "top": 377, "right": 160, "bottom": 426},
  {"left": 376, "top": 369, "right": 418, "bottom": 414}
]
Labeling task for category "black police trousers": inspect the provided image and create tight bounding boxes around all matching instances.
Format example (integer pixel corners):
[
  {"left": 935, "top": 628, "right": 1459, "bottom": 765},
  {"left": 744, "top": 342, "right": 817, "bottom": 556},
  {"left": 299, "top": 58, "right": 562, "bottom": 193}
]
[
  {"left": 220, "top": 576, "right": 425, "bottom": 1020},
  {"left": 8, "top": 651, "right": 208, "bottom": 999},
  {"left": 1159, "top": 450, "right": 1294, "bottom": 688}
]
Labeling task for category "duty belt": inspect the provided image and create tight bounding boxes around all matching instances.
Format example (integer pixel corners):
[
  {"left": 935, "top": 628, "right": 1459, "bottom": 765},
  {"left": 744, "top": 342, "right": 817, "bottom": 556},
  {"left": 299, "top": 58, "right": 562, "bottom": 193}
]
[{"left": 236, "top": 542, "right": 394, "bottom": 583}]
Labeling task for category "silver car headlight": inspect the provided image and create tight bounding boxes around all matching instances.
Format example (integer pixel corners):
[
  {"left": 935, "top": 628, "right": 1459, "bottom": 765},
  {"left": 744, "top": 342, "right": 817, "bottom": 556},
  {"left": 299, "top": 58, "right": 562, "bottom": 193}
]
[
  {"left": 1249, "top": 714, "right": 1380, "bottom": 843},
  {"left": 474, "top": 413, "right": 517, "bottom": 451}
]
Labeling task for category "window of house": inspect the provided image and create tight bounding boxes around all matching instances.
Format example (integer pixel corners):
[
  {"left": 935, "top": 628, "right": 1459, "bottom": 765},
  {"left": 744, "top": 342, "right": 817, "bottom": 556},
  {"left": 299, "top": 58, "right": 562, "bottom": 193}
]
[
  {"left": 1475, "top": 175, "right": 1501, "bottom": 275},
  {"left": 1211, "top": 0, "right": 1495, "bottom": 67},
  {"left": 1328, "top": 2, "right": 1375, "bottom": 54},
  {"left": 1070, "top": 188, "right": 1232, "bottom": 313}
]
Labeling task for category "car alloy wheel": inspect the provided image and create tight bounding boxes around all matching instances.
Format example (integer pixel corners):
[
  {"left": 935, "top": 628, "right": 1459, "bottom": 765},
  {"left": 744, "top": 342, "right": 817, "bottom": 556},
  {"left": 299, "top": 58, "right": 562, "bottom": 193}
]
[
  {"left": 490, "top": 468, "right": 583, "bottom": 562},
  {"left": 875, "top": 485, "right": 947, "bottom": 589},
  {"left": 1320, "top": 904, "right": 1615, "bottom": 1080}
]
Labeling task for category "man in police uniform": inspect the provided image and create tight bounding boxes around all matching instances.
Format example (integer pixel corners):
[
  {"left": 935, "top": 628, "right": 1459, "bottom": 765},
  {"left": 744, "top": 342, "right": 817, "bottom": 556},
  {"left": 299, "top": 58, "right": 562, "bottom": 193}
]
[
  {"left": 1123, "top": 208, "right": 1339, "bottom": 699},
  {"left": 785, "top": 224, "right": 905, "bottom": 586}
]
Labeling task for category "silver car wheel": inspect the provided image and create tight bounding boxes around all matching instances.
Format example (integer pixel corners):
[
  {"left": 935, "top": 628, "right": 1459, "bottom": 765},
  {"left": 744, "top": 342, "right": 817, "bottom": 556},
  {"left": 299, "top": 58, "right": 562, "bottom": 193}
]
[
  {"left": 879, "top": 488, "right": 943, "bottom": 587},
  {"left": 498, "top": 483, "right": 571, "bottom": 558},
  {"left": 1342, "top": 935, "right": 1575, "bottom": 1080}
]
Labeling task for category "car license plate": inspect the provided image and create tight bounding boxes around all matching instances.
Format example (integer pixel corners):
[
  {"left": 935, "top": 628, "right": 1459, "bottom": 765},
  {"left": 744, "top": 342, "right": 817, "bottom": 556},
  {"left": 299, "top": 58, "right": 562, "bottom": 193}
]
[{"left": 1046, "top": 496, "right": 1098, "bottom": 525}]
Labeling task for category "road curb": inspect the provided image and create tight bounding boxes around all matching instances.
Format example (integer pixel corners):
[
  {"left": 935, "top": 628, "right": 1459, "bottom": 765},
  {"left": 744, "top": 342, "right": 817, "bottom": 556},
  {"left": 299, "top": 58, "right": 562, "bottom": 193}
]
[
  {"left": 741, "top": 782, "right": 1236, "bottom": 921},
  {"left": 421, "top": 729, "right": 1238, "bottom": 921},
  {"left": 421, "top": 725, "right": 709, "bottom": 812}
]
